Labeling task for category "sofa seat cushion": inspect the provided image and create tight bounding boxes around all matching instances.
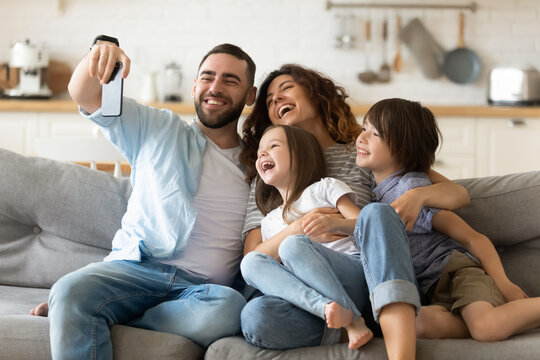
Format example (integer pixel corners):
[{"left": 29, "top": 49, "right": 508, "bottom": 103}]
[
  {"left": 206, "top": 333, "right": 540, "bottom": 360},
  {"left": 0, "top": 285, "right": 204, "bottom": 360}
]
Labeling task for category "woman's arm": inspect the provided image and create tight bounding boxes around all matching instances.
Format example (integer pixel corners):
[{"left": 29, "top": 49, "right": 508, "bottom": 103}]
[
  {"left": 302, "top": 195, "right": 360, "bottom": 238},
  {"left": 432, "top": 210, "right": 528, "bottom": 302},
  {"left": 391, "top": 169, "right": 470, "bottom": 231},
  {"left": 243, "top": 207, "right": 340, "bottom": 260}
]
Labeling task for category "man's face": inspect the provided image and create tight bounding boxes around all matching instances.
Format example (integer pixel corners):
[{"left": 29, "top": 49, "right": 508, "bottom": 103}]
[{"left": 192, "top": 53, "right": 255, "bottom": 129}]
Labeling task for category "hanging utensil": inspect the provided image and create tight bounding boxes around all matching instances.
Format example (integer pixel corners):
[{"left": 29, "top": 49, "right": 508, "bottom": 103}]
[
  {"left": 358, "top": 19, "right": 377, "bottom": 84},
  {"left": 378, "top": 19, "right": 391, "bottom": 82},
  {"left": 443, "top": 12, "right": 481, "bottom": 84},
  {"left": 393, "top": 15, "right": 403, "bottom": 72}
]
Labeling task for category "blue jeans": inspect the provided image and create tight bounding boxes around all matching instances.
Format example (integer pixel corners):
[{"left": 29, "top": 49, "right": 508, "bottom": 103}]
[
  {"left": 48, "top": 259, "right": 246, "bottom": 360},
  {"left": 241, "top": 235, "right": 365, "bottom": 320},
  {"left": 241, "top": 203, "right": 420, "bottom": 349}
]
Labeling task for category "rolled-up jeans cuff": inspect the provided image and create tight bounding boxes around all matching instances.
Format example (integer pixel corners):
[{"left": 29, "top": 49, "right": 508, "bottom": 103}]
[
  {"left": 371, "top": 279, "right": 421, "bottom": 322},
  {"left": 321, "top": 326, "right": 341, "bottom": 345}
]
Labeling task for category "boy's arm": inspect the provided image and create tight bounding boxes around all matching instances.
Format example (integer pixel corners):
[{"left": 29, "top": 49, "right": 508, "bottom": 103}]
[
  {"left": 302, "top": 195, "right": 360, "bottom": 238},
  {"left": 432, "top": 210, "right": 528, "bottom": 301},
  {"left": 391, "top": 169, "right": 470, "bottom": 232}
]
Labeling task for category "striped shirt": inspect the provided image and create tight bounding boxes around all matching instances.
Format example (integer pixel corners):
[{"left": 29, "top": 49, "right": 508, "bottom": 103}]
[{"left": 242, "top": 143, "right": 374, "bottom": 239}]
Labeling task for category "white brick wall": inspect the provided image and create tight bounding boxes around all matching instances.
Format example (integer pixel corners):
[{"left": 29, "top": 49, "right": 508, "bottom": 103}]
[{"left": 1, "top": 0, "right": 539, "bottom": 105}]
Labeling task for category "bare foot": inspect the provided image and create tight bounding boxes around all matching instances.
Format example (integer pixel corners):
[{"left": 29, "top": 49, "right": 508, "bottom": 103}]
[
  {"left": 346, "top": 317, "right": 374, "bottom": 349},
  {"left": 325, "top": 302, "right": 353, "bottom": 329},
  {"left": 30, "top": 302, "right": 49, "bottom": 317}
]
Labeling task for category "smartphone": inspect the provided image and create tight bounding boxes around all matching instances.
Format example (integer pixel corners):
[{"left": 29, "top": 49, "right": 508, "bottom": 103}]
[{"left": 102, "top": 62, "right": 123, "bottom": 117}]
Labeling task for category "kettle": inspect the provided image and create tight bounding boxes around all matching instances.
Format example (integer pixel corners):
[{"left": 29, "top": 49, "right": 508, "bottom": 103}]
[{"left": 162, "top": 62, "right": 183, "bottom": 102}]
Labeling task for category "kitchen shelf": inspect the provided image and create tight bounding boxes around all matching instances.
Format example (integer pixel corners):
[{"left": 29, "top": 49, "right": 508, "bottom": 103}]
[
  {"left": 1, "top": 99, "right": 540, "bottom": 118},
  {"left": 326, "top": 1, "right": 478, "bottom": 12}
]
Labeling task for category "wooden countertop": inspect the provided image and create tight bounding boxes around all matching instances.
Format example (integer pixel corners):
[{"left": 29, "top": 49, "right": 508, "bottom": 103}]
[{"left": 2, "top": 99, "right": 540, "bottom": 118}]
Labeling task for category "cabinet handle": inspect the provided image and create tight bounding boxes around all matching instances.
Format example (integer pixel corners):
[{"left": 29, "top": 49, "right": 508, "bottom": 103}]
[{"left": 508, "top": 119, "right": 526, "bottom": 128}]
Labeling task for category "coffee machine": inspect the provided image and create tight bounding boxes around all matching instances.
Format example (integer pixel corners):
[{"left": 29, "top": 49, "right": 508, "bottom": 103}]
[{"left": 5, "top": 39, "right": 52, "bottom": 98}]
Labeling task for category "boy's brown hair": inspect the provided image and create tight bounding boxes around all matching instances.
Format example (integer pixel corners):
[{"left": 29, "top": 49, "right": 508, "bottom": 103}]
[
  {"left": 255, "top": 125, "right": 327, "bottom": 223},
  {"left": 364, "top": 98, "right": 441, "bottom": 174}
]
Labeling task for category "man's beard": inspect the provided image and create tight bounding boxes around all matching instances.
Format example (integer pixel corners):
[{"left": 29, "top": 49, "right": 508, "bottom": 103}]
[{"left": 195, "top": 95, "right": 246, "bottom": 130}]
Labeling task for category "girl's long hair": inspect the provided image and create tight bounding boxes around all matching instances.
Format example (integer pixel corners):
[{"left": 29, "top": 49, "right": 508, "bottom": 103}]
[
  {"left": 240, "top": 64, "right": 360, "bottom": 184},
  {"left": 255, "top": 125, "right": 327, "bottom": 224}
]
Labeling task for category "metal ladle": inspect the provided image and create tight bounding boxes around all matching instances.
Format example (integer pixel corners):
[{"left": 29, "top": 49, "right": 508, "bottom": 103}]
[
  {"left": 358, "top": 19, "right": 377, "bottom": 84},
  {"left": 377, "top": 19, "right": 391, "bottom": 83}
]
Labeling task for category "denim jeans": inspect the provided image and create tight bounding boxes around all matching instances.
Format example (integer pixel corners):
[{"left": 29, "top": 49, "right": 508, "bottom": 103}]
[
  {"left": 48, "top": 259, "right": 246, "bottom": 360},
  {"left": 241, "top": 234, "right": 366, "bottom": 320},
  {"left": 241, "top": 202, "right": 420, "bottom": 350}
]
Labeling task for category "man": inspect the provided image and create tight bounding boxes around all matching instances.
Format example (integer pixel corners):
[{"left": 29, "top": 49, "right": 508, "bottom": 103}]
[{"left": 46, "top": 37, "right": 256, "bottom": 359}]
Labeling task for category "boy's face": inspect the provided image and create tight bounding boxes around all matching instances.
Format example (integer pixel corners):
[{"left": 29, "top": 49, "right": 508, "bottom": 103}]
[{"left": 356, "top": 120, "right": 397, "bottom": 182}]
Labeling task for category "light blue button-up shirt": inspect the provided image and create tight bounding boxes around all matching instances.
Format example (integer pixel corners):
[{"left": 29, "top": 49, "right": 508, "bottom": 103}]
[{"left": 82, "top": 98, "right": 207, "bottom": 261}]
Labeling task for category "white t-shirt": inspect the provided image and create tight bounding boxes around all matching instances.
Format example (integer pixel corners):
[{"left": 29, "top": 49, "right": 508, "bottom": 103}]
[
  {"left": 261, "top": 177, "right": 359, "bottom": 255},
  {"left": 165, "top": 138, "right": 249, "bottom": 286}
]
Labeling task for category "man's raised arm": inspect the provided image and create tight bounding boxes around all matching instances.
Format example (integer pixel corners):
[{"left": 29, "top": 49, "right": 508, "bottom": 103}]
[{"left": 68, "top": 39, "right": 131, "bottom": 114}]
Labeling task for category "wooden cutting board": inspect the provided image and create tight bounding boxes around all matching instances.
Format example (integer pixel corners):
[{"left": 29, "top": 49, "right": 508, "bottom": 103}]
[{"left": 47, "top": 60, "right": 72, "bottom": 96}]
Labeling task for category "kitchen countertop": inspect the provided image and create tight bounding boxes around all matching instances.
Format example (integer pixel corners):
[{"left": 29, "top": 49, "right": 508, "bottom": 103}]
[{"left": 1, "top": 99, "right": 540, "bottom": 118}]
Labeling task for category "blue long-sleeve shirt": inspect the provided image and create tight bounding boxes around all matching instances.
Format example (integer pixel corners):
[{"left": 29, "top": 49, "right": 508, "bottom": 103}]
[{"left": 82, "top": 98, "right": 207, "bottom": 262}]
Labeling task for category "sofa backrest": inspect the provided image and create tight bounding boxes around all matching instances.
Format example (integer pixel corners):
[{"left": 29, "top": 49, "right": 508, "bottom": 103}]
[
  {"left": 0, "top": 148, "right": 131, "bottom": 288},
  {"left": 1, "top": 147, "right": 539, "bottom": 295}
]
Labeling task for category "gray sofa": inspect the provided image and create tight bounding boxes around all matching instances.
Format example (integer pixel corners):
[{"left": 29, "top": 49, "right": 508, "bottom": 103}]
[{"left": 1, "top": 147, "right": 539, "bottom": 360}]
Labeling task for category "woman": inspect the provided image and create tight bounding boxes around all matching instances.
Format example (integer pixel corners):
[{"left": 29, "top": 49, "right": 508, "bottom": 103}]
[{"left": 239, "top": 64, "right": 469, "bottom": 357}]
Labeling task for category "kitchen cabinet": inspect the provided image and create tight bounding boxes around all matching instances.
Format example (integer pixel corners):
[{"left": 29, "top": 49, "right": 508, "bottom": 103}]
[
  {"left": 1, "top": 100, "right": 540, "bottom": 178},
  {"left": 433, "top": 118, "right": 476, "bottom": 180},
  {"left": 0, "top": 112, "right": 98, "bottom": 155},
  {"left": 0, "top": 112, "right": 39, "bottom": 155},
  {"left": 476, "top": 118, "right": 540, "bottom": 177}
]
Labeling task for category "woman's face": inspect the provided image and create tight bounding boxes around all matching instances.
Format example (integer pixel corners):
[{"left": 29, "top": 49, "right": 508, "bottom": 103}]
[{"left": 265, "top": 74, "right": 320, "bottom": 131}]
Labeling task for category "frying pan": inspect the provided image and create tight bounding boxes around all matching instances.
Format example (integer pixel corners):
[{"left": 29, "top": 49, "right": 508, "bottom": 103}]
[{"left": 443, "top": 13, "right": 481, "bottom": 84}]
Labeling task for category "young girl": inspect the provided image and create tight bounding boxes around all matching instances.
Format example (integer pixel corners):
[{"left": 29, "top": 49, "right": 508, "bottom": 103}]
[
  {"left": 347, "top": 98, "right": 540, "bottom": 342},
  {"left": 240, "top": 124, "right": 375, "bottom": 349}
]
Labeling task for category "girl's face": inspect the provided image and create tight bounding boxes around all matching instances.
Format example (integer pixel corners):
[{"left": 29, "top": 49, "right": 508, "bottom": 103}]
[
  {"left": 256, "top": 127, "right": 293, "bottom": 193},
  {"left": 265, "top": 74, "right": 320, "bottom": 131},
  {"left": 355, "top": 120, "right": 397, "bottom": 183}
]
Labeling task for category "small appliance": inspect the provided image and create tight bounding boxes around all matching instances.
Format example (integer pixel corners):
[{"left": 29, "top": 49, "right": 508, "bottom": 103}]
[
  {"left": 488, "top": 66, "right": 540, "bottom": 106},
  {"left": 4, "top": 39, "right": 52, "bottom": 98}
]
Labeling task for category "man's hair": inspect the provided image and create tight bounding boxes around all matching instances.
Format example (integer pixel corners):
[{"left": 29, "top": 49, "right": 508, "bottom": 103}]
[
  {"left": 240, "top": 64, "right": 360, "bottom": 183},
  {"left": 364, "top": 98, "right": 442, "bottom": 174},
  {"left": 198, "top": 43, "right": 256, "bottom": 87},
  {"left": 255, "top": 125, "right": 327, "bottom": 224}
]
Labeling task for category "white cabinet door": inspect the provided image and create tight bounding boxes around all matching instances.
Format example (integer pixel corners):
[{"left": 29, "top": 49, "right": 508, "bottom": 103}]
[
  {"left": 433, "top": 118, "right": 476, "bottom": 179},
  {"left": 476, "top": 118, "right": 540, "bottom": 177},
  {"left": 39, "top": 112, "right": 97, "bottom": 138},
  {"left": 0, "top": 112, "right": 39, "bottom": 154}
]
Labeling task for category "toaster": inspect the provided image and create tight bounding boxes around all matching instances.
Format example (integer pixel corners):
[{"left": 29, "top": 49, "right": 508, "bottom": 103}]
[{"left": 488, "top": 66, "right": 540, "bottom": 106}]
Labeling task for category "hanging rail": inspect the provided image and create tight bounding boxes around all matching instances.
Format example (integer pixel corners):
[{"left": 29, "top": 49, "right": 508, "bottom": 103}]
[{"left": 326, "top": 1, "right": 477, "bottom": 12}]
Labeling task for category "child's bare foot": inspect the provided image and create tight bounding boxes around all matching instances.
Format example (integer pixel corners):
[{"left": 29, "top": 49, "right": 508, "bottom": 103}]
[
  {"left": 30, "top": 302, "right": 49, "bottom": 317},
  {"left": 346, "top": 317, "right": 374, "bottom": 349},
  {"left": 325, "top": 302, "right": 353, "bottom": 329}
]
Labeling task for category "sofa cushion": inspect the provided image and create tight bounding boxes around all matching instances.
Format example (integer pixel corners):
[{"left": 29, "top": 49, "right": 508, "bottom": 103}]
[
  {"left": 206, "top": 332, "right": 540, "bottom": 360},
  {"left": 0, "top": 285, "right": 204, "bottom": 360},
  {"left": 455, "top": 171, "right": 540, "bottom": 247},
  {"left": 0, "top": 148, "right": 132, "bottom": 288}
]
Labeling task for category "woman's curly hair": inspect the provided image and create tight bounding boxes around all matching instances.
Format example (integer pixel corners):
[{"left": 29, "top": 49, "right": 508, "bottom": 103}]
[{"left": 239, "top": 64, "right": 361, "bottom": 183}]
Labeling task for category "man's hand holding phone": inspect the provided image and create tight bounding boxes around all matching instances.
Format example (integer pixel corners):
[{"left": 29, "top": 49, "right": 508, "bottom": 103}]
[{"left": 88, "top": 39, "right": 130, "bottom": 116}]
